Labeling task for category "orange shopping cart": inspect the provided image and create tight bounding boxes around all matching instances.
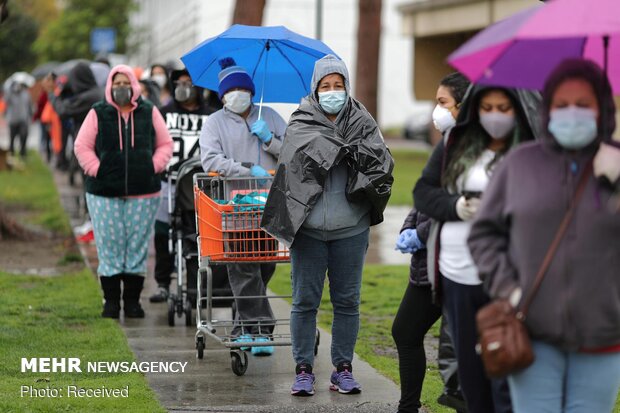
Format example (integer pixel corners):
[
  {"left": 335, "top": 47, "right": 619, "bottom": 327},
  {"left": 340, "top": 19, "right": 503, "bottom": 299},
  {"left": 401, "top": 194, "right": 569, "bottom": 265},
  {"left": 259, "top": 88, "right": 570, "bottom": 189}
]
[{"left": 193, "top": 173, "right": 318, "bottom": 376}]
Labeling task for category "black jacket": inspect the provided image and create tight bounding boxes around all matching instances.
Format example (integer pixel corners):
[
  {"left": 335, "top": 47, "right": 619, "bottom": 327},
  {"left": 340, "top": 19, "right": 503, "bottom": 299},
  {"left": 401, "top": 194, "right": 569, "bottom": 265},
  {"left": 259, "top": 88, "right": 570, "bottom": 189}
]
[
  {"left": 414, "top": 85, "right": 541, "bottom": 222},
  {"left": 50, "top": 62, "right": 104, "bottom": 129},
  {"left": 261, "top": 96, "right": 394, "bottom": 247},
  {"left": 400, "top": 208, "right": 432, "bottom": 286}
]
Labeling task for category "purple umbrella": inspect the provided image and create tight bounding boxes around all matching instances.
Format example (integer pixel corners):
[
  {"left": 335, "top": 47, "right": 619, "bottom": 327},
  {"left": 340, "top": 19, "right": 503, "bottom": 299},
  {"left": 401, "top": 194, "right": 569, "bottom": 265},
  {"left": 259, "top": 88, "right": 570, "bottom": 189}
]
[{"left": 448, "top": 0, "right": 620, "bottom": 94}]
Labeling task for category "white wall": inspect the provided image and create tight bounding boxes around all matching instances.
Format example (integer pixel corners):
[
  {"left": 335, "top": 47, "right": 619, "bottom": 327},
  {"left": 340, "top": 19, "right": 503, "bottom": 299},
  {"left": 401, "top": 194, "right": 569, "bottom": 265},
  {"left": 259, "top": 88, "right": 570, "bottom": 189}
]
[{"left": 130, "top": 0, "right": 417, "bottom": 127}]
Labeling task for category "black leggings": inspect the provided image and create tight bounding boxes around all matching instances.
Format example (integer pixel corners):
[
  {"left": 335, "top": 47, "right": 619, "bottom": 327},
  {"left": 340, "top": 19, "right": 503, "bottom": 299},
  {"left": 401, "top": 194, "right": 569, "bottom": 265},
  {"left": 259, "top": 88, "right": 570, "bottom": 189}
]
[{"left": 392, "top": 283, "right": 442, "bottom": 413}]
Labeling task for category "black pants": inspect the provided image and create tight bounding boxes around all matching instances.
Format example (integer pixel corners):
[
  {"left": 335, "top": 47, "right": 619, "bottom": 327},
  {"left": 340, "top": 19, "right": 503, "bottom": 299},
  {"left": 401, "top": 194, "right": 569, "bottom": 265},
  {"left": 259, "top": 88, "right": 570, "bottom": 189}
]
[
  {"left": 154, "top": 230, "right": 174, "bottom": 287},
  {"left": 392, "top": 283, "right": 443, "bottom": 413},
  {"left": 442, "top": 276, "right": 513, "bottom": 413},
  {"left": 9, "top": 122, "right": 29, "bottom": 157}
]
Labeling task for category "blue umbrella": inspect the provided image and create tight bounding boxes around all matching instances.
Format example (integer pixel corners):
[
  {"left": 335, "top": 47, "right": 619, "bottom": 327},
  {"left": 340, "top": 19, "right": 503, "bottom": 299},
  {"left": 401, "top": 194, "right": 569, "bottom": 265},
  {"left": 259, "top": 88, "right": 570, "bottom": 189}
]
[{"left": 181, "top": 24, "right": 339, "bottom": 111}]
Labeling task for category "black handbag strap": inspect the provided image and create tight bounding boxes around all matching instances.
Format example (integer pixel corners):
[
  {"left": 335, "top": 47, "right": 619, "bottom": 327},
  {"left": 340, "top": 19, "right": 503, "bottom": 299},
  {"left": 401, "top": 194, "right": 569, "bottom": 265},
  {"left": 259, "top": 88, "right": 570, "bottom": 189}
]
[{"left": 517, "top": 160, "right": 593, "bottom": 320}]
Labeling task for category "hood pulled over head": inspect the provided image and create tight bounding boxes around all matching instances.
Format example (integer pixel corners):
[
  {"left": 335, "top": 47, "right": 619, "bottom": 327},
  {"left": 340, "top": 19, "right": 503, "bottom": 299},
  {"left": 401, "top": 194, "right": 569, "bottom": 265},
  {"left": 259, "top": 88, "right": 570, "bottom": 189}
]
[
  {"left": 310, "top": 54, "right": 350, "bottom": 99},
  {"left": 541, "top": 58, "right": 616, "bottom": 144},
  {"left": 105, "top": 64, "right": 142, "bottom": 111}
]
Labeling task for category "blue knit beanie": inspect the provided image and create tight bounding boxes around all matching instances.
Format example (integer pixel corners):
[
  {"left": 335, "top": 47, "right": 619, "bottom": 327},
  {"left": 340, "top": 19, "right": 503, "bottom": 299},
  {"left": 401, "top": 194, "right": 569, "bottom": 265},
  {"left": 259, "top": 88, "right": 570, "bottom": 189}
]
[{"left": 217, "top": 57, "right": 255, "bottom": 99}]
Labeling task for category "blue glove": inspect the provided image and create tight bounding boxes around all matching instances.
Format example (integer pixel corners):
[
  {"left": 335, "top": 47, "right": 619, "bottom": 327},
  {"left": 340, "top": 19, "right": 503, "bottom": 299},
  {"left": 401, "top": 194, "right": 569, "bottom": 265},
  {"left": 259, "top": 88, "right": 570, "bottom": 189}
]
[
  {"left": 250, "top": 119, "right": 272, "bottom": 144},
  {"left": 395, "top": 229, "right": 424, "bottom": 254},
  {"left": 250, "top": 164, "right": 270, "bottom": 178}
]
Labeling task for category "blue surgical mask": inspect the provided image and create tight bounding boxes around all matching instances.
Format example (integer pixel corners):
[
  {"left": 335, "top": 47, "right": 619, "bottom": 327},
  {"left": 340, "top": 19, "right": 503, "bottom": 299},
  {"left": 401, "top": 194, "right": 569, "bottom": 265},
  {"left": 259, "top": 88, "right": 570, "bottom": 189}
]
[
  {"left": 318, "top": 91, "right": 346, "bottom": 114},
  {"left": 548, "top": 106, "right": 598, "bottom": 150}
]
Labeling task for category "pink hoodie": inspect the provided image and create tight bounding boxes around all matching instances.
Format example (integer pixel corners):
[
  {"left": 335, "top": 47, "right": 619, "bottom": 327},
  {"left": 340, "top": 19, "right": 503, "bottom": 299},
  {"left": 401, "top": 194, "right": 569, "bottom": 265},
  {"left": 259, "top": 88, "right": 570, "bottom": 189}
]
[{"left": 74, "top": 65, "right": 173, "bottom": 195}]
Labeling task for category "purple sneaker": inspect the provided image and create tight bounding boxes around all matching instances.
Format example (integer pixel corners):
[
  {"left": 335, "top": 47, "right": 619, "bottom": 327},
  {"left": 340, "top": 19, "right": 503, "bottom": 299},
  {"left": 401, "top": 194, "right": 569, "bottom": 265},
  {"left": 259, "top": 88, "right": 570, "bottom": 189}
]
[
  {"left": 291, "top": 364, "right": 315, "bottom": 396},
  {"left": 329, "top": 362, "right": 361, "bottom": 394}
]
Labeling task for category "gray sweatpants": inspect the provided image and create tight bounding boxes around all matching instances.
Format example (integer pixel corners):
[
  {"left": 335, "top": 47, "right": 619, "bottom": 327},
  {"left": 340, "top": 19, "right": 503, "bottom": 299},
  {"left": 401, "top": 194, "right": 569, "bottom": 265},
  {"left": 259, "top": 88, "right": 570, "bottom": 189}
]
[{"left": 227, "top": 263, "right": 276, "bottom": 336}]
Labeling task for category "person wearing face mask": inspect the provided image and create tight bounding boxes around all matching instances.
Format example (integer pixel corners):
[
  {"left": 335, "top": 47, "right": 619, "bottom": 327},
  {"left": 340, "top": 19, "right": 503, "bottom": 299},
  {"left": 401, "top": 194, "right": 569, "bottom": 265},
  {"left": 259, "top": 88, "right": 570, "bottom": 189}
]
[
  {"left": 261, "top": 55, "right": 394, "bottom": 397},
  {"left": 413, "top": 83, "right": 540, "bottom": 413},
  {"left": 391, "top": 72, "right": 470, "bottom": 413},
  {"left": 74, "top": 65, "right": 173, "bottom": 319},
  {"left": 149, "top": 68, "right": 221, "bottom": 304},
  {"left": 148, "top": 64, "right": 171, "bottom": 107},
  {"left": 199, "top": 57, "right": 287, "bottom": 355},
  {"left": 468, "top": 59, "right": 620, "bottom": 413}
]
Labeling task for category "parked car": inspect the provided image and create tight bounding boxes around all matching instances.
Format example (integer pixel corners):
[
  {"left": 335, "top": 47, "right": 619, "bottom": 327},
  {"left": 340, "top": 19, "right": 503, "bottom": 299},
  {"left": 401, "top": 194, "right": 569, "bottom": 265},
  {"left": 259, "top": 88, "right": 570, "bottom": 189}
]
[{"left": 402, "top": 102, "right": 433, "bottom": 143}]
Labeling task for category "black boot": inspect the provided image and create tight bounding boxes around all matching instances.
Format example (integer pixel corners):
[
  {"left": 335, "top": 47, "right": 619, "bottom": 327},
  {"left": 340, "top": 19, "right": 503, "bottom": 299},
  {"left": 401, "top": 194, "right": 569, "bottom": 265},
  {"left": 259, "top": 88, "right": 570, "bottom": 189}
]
[
  {"left": 100, "top": 276, "right": 121, "bottom": 318},
  {"left": 122, "top": 274, "right": 145, "bottom": 318}
]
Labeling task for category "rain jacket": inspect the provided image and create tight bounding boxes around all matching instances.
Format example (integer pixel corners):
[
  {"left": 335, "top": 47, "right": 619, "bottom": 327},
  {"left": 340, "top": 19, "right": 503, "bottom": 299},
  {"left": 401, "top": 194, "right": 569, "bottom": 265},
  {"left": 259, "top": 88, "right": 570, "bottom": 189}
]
[
  {"left": 4, "top": 84, "right": 32, "bottom": 125},
  {"left": 74, "top": 65, "right": 173, "bottom": 197},
  {"left": 468, "top": 60, "right": 620, "bottom": 351},
  {"left": 261, "top": 55, "right": 394, "bottom": 247},
  {"left": 48, "top": 62, "right": 104, "bottom": 129},
  {"left": 413, "top": 85, "right": 541, "bottom": 292}
]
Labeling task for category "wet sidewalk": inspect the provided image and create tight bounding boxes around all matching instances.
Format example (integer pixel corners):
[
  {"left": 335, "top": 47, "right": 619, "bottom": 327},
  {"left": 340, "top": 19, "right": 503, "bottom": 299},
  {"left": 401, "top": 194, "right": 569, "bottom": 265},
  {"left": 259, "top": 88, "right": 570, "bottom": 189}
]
[{"left": 50, "top": 162, "right": 402, "bottom": 412}]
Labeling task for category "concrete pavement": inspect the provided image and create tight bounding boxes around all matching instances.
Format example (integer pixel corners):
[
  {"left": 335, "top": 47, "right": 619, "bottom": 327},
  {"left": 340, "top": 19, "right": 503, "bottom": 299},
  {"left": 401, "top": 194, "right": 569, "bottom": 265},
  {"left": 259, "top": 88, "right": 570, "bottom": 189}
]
[{"left": 43, "top": 139, "right": 402, "bottom": 411}]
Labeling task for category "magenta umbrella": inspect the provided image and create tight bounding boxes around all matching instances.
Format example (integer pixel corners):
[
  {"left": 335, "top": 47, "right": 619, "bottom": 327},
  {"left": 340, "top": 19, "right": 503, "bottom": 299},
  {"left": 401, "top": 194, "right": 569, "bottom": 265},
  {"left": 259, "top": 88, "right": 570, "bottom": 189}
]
[{"left": 448, "top": 0, "right": 620, "bottom": 94}]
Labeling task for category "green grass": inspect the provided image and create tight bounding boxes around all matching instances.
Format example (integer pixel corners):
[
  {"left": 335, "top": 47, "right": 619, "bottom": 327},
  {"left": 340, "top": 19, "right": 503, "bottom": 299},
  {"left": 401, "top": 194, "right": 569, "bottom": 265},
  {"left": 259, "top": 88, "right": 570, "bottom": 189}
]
[
  {"left": 270, "top": 264, "right": 451, "bottom": 413},
  {"left": 389, "top": 149, "right": 429, "bottom": 207},
  {"left": 0, "top": 270, "right": 165, "bottom": 413},
  {"left": 271, "top": 265, "right": 620, "bottom": 413},
  {"left": 0, "top": 152, "right": 71, "bottom": 234},
  {"left": 0, "top": 152, "right": 165, "bottom": 412}
]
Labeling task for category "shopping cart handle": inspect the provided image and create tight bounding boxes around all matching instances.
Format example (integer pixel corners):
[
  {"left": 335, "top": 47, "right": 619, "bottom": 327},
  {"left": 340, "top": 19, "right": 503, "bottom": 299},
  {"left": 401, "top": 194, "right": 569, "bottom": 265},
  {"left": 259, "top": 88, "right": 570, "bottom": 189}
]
[{"left": 206, "top": 170, "right": 274, "bottom": 176}]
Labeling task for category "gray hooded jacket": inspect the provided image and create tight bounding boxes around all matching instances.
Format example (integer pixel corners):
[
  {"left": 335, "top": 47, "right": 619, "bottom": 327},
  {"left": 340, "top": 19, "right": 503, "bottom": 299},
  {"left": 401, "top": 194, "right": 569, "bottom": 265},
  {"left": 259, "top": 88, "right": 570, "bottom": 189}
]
[{"left": 468, "top": 59, "right": 620, "bottom": 351}]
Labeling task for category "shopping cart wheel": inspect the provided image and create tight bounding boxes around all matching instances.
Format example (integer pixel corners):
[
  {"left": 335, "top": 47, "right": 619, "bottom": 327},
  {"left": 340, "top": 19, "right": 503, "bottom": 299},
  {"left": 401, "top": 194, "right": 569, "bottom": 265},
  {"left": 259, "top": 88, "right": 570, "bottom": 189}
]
[
  {"left": 184, "top": 300, "right": 193, "bottom": 326},
  {"left": 196, "top": 337, "right": 205, "bottom": 359},
  {"left": 167, "top": 299, "right": 175, "bottom": 327},
  {"left": 231, "top": 351, "right": 248, "bottom": 376},
  {"left": 314, "top": 329, "right": 320, "bottom": 356}
]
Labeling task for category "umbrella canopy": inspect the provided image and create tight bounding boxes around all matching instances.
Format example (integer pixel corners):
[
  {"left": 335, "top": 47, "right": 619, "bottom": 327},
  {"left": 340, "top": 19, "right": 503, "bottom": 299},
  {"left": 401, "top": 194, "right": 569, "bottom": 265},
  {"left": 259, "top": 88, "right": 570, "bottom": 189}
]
[
  {"left": 31, "top": 61, "right": 61, "bottom": 80},
  {"left": 4, "top": 71, "right": 36, "bottom": 88},
  {"left": 181, "top": 24, "right": 339, "bottom": 104},
  {"left": 89, "top": 62, "right": 110, "bottom": 87},
  {"left": 53, "top": 59, "right": 90, "bottom": 77},
  {"left": 448, "top": 0, "right": 620, "bottom": 94}
]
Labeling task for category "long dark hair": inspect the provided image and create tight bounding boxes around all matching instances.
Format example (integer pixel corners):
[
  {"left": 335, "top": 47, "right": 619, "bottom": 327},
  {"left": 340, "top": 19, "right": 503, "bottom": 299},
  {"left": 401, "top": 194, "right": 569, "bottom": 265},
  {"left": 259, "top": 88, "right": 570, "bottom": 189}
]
[
  {"left": 442, "top": 88, "right": 526, "bottom": 191},
  {"left": 440, "top": 72, "right": 470, "bottom": 106}
]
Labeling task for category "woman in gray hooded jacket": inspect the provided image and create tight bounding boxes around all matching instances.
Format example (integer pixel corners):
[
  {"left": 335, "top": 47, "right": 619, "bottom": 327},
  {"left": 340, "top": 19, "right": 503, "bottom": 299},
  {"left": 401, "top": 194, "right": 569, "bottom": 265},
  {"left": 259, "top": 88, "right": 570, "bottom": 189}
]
[
  {"left": 468, "top": 59, "right": 620, "bottom": 413},
  {"left": 262, "top": 55, "right": 394, "bottom": 396}
]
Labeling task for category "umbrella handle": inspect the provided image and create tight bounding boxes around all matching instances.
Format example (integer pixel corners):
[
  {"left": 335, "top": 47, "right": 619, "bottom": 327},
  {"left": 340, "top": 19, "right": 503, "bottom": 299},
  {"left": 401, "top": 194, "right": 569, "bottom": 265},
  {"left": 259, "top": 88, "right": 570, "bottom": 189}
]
[{"left": 258, "top": 41, "right": 271, "bottom": 120}]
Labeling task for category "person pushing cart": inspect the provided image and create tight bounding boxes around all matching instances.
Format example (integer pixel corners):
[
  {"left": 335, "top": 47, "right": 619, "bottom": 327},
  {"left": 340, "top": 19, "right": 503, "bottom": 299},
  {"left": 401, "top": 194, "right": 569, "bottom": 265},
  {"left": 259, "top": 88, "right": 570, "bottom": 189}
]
[{"left": 198, "top": 57, "right": 287, "bottom": 355}]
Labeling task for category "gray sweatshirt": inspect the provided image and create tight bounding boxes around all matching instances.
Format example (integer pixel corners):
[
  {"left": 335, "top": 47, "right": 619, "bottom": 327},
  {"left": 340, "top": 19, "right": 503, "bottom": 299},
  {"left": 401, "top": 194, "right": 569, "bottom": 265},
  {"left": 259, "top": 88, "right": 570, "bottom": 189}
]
[
  {"left": 468, "top": 140, "right": 620, "bottom": 351},
  {"left": 5, "top": 87, "right": 32, "bottom": 125},
  {"left": 199, "top": 104, "right": 287, "bottom": 175}
]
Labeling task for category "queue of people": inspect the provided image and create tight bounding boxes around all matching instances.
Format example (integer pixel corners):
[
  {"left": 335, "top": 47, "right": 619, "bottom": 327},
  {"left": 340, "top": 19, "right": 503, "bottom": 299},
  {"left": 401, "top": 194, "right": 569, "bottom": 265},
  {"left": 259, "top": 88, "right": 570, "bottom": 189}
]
[{"left": 4, "top": 40, "right": 617, "bottom": 413}]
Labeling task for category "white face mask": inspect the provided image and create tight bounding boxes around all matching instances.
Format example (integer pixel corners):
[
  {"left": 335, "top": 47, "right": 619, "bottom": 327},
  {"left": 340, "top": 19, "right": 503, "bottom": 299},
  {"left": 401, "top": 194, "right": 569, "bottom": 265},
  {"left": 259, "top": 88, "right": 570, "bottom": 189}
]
[
  {"left": 224, "top": 90, "right": 252, "bottom": 114},
  {"left": 151, "top": 74, "right": 167, "bottom": 89},
  {"left": 432, "top": 105, "right": 456, "bottom": 133},
  {"left": 479, "top": 112, "right": 515, "bottom": 139}
]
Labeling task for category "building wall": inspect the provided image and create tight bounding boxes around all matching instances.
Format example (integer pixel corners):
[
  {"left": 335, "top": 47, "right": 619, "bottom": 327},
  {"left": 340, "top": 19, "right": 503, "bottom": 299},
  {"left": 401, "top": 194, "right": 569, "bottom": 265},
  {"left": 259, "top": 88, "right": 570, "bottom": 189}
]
[{"left": 400, "top": 0, "right": 538, "bottom": 100}]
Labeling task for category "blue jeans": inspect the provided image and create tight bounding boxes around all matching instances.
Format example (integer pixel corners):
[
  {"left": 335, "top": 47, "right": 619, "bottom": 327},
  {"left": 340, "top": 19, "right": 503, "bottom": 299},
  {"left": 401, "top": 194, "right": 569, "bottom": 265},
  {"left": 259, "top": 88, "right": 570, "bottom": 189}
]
[
  {"left": 509, "top": 340, "right": 620, "bottom": 413},
  {"left": 290, "top": 229, "right": 369, "bottom": 367}
]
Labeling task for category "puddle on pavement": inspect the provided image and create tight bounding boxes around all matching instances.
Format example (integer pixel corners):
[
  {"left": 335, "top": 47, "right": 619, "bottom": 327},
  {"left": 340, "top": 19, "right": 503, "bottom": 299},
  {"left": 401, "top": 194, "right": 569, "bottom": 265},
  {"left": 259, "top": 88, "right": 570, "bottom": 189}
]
[{"left": 367, "top": 205, "right": 411, "bottom": 265}]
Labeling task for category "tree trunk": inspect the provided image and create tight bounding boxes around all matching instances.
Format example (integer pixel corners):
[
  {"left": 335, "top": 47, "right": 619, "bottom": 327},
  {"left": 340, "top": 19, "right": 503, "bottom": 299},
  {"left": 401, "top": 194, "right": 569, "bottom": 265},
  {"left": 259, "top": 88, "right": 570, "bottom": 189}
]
[
  {"left": 232, "top": 0, "right": 266, "bottom": 26},
  {"left": 355, "top": 0, "right": 382, "bottom": 121},
  {"left": 0, "top": 203, "right": 34, "bottom": 241}
]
